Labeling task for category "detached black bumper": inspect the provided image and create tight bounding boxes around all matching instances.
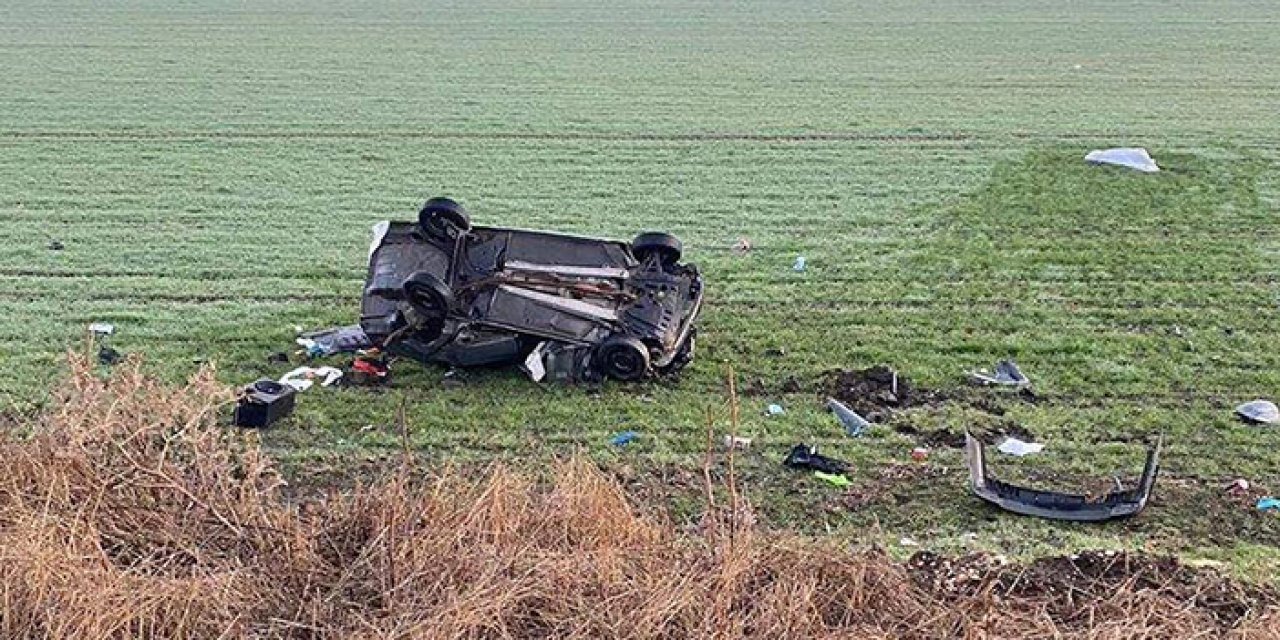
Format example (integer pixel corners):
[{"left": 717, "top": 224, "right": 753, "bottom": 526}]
[{"left": 964, "top": 432, "right": 1161, "bottom": 522}]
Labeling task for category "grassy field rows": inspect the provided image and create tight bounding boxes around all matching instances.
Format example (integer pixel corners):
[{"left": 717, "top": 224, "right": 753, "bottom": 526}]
[{"left": 2, "top": 0, "right": 1280, "bottom": 577}]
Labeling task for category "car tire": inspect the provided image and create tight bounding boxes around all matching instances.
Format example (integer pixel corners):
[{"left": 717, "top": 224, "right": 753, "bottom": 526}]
[
  {"left": 595, "top": 335, "right": 651, "bottom": 381},
  {"left": 402, "top": 271, "right": 454, "bottom": 339},
  {"left": 419, "top": 197, "right": 471, "bottom": 240},
  {"left": 632, "top": 232, "right": 682, "bottom": 266}
]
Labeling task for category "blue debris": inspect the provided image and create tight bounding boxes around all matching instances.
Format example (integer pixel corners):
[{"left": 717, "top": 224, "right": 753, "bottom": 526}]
[
  {"left": 767, "top": 403, "right": 786, "bottom": 416},
  {"left": 1257, "top": 497, "right": 1280, "bottom": 512},
  {"left": 610, "top": 431, "right": 639, "bottom": 447},
  {"left": 792, "top": 256, "right": 807, "bottom": 272}
]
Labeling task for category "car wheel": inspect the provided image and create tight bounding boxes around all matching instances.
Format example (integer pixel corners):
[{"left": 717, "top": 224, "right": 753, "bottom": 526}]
[
  {"left": 402, "top": 271, "right": 455, "bottom": 339},
  {"left": 596, "top": 335, "right": 651, "bottom": 381},
  {"left": 632, "top": 232, "right": 682, "bottom": 266},
  {"left": 419, "top": 197, "right": 471, "bottom": 240}
]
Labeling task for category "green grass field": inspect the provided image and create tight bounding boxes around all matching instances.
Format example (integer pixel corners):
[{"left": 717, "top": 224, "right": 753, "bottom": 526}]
[{"left": 3, "top": 0, "right": 1279, "bottom": 577}]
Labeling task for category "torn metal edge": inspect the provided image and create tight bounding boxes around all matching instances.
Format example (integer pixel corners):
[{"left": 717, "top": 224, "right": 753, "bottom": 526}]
[{"left": 964, "top": 431, "right": 1161, "bottom": 522}]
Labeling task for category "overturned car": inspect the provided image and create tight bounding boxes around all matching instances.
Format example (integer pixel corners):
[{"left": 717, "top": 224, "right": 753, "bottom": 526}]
[{"left": 359, "top": 198, "right": 703, "bottom": 382}]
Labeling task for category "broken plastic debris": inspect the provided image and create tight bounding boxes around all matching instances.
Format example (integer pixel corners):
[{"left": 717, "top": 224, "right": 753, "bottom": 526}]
[
  {"left": 969, "top": 360, "right": 1031, "bottom": 388},
  {"left": 966, "top": 432, "right": 1161, "bottom": 522},
  {"left": 723, "top": 435, "right": 752, "bottom": 450},
  {"left": 279, "top": 366, "right": 343, "bottom": 391},
  {"left": 792, "top": 256, "right": 806, "bottom": 272},
  {"left": 1226, "top": 479, "right": 1250, "bottom": 495},
  {"left": 1235, "top": 400, "right": 1279, "bottom": 425},
  {"left": 814, "top": 471, "right": 851, "bottom": 487},
  {"left": 88, "top": 322, "right": 115, "bottom": 336},
  {"left": 899, "top": 536, "right": 919, "bottom": 547},
  {"left": 522, "top": 343, "right": 548, "bottom": 382},
  {"left": 783, "top": 444, "right": 849, "bottom": 475},
  {"left": 1257, "top": 497, "right": 1280, "bottom": 512},
  {"left": 910, "top": 447, "right": 929, "bottom": 462},
  {"left": 610, "top": 431, "right": 638, "bottom": 447},
  {"left": 827, "top": 397, "right": 870, "bottom": 436},
  {"left": 97, "top": 346, "right": 123, "bottom": 366},
  {"left": 297, "top": 325, "right": 372, "bottom": 358},
  {"left": 766, "top": 403, "right": 785, "bottom": 416},
  {"left": 996, "top": 437, "right": 1045, "bottom": 457},
  {"left": 1085, "top": 147, "right": 1160, "bottom": 173},
  {"left": 732, "top": 237, "right": 752, "bottom": 253}
]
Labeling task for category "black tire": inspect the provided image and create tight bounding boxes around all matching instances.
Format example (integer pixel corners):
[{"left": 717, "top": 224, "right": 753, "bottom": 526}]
[
  {"left": 595, "top": 335, "right": 651, "bottom": 381},
  {"left": 402, "top": 271, "right": 455, "bottom": 340},
  {"left": 632, "top": 232, "right": 682, "bottom": 266},
  {"left": 419, "top": 197, "right": 471, "bottom": 240}
]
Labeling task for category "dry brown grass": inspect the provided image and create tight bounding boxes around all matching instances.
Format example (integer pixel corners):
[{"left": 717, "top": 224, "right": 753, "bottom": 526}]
[{"left": 0, "top": 354, "right": 1277, "bottom": 639}]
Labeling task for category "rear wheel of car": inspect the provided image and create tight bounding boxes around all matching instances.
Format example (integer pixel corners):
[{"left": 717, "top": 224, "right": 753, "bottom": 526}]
[
  {"left": 632, "top": 232, "right": 682, "bottom": 266},
  {"left": 402, "top": 271, "right": 454, "bottom": 340},
  {"left": 419, "top": 197, "right": 471, "bottom": 240},
  {"left": 596, "top": 335, "right": 651, "bottom": 381}
]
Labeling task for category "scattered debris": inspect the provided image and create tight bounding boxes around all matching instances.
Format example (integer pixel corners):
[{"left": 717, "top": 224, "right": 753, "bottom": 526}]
[
  {"left": 441, "top": 369, "right": 467, "bottom": 389},
  {"left": 763, "top": 347, "right": 787, "bottom": 358},
  {"left": 345, "top": 350, "right": 390, "bottom": 386},
  {"left": 766, "top": 403, "right": 785, "bottom": 416},
  {"left": 723, "top": 435, "right": 752, "bottom": 451},
  {"left": 1085, "top": 147, "right": 1160, "bottom": 173},
  {"left": 296, "top": 324, "right": 373, "bottom": 359},
  {"left": 1226, "top": 479, "right": 1250, "bottom": 495},
  {"left": 1235, "top": 400, "right": 1279, "bottom": 425},
  {"left": 784, "top": 444, "right": 849, "bottom": 475},
  {"left": 969, "top": 360, "right": 1031, "bottom": 388},
  {"left": 732, "top": 237, "right": 752, "bottom": 253},
  {"left": 610, "top": 431, "right": 638, "bottom": 447},
  {"left": 814, "top": 471, "right": 851, "bottom": 487},
  {"left": 899, "top": 536, "right": 919, "bottom": 548},
  {"left": 910, "top": 447, "right": 930, "bottom": 462},
  {"left": 827, "top": 397, "right": 870, "bottom": 436},
  {"left": 97, "top": 346, "right": 123, "bottom": 366},
  {"left": 1257, "top": 497, "right": 1280, "bottom": 512},
  {"left": 47, "top": 239, "right": 64, "bottom": 251},
  {"left": 279, "top": 366, "right": 343, "bottom": 391},
  {"left": 965, "top": 432, "right": 1162, "bottom": 522},
  {"left": 996, "top": 437, "right": 1045, "bottom": 457},
  {"left": 792, "top": 256, "right": 806, "bottom": 272},
  {"left": 234, "top": 379, "right": 297, "bottom": 428},
  {"left": 89, "top": 322, "right": 121, "bottom": 365}
]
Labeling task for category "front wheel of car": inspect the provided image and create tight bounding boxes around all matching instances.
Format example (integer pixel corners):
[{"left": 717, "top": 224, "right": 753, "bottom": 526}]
[
  {"left": 632, "top": 232, "right": 682, "bottom": 267},
  {"left": 402, "top": 271, "right": 454, "bottom": 340},
  {"left": 419, "top": 197, "right": 471, "bottom": 241},
  {"left": 595, "top": 335, "right": 651, "bottom": 381}
]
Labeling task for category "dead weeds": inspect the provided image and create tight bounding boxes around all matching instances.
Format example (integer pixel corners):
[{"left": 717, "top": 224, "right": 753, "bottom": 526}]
[{"left": 0, "top": 354, "right": 1276, "bottom": 639}]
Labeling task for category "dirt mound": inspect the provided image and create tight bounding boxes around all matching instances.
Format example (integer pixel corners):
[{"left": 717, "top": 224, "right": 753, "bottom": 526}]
[
  {"left": 825, "top": 365, "right": 947, "bottom": 420},
  {"left": 2, "top": 354, "right": 1277, "bottom": 639}
]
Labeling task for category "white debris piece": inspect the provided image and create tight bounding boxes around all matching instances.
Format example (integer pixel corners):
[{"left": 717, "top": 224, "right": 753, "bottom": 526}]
[
  {"left": 522, "top": 342, "right": 548, "bottom": 382},
  {"left": 997, "top": 437, "right": 1045, "bottom": 457},
  {"left": 970, "top": 360, "right": 1031, "bottom": 388},
  {"left": 88, "top": 322, "right": 115, "bottom": 336},
  {"left": 1085, "top": 147, "right": 1160, "bottom": 173},
  {"left": 1235, "top": 400, "right": 1280, "bottom": 425},
  {"left": 279, "top": 366, "right": 343, "bottom": 391}
]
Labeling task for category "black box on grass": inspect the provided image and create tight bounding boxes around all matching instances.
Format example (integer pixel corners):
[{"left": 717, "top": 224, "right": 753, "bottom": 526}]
[{"left": 233, "top": 378, "right": 296, "bottom": 428}]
